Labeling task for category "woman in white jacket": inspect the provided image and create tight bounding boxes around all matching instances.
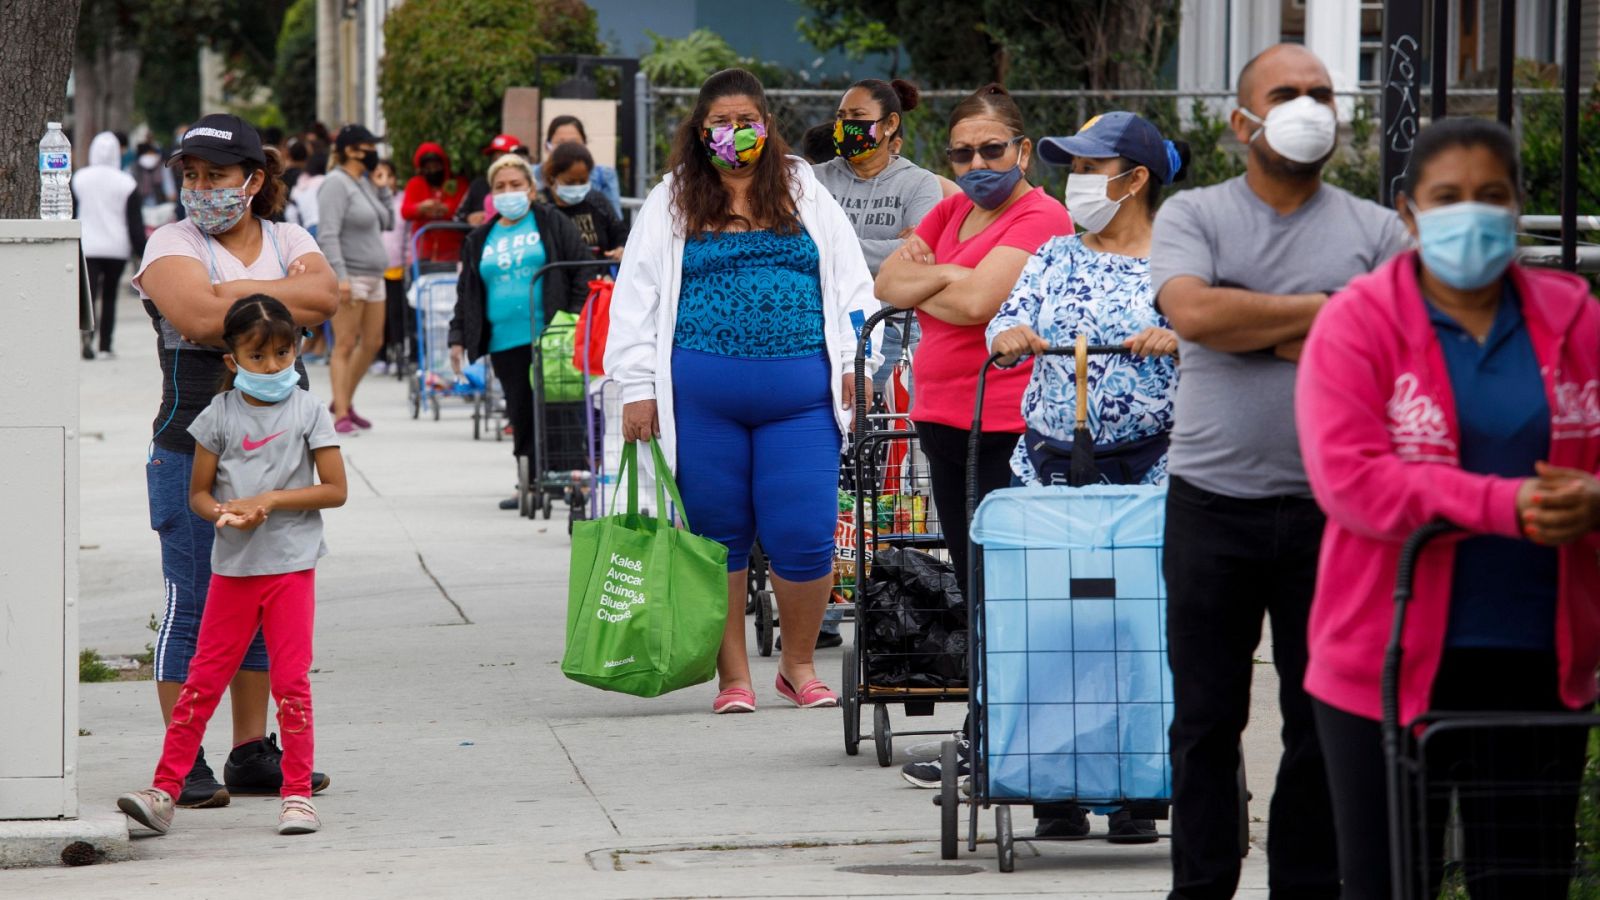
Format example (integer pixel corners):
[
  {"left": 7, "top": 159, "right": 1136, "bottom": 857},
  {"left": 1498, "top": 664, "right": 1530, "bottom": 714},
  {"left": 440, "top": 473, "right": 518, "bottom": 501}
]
[{"left": 606, "top": 68, "right": 881, "bottom": 715}]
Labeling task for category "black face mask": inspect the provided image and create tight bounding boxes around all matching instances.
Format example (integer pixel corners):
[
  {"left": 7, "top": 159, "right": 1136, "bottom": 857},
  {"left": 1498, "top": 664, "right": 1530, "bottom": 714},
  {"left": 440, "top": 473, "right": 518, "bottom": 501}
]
[
  {"left": 360, "top": 150, "right": 379, "bottom": 172},
  {"left": 423, "top": 169, "right": 445, "bottom": 187}
]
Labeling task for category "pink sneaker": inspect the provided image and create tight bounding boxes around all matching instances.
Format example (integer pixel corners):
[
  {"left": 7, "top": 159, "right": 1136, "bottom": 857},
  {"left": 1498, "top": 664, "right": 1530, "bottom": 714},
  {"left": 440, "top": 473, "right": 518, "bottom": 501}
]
[
  {"left": 334, "top": 415, "right": 358, "bottom": 435},
  {"left": 775, "top": 673, "right": 838, "bottom": 709},
  {"left": 347, "top": 407, "right": 373, "bottom": 430},
  {"left": 712, "top": 687, "right": 756, "bottom": 714}
]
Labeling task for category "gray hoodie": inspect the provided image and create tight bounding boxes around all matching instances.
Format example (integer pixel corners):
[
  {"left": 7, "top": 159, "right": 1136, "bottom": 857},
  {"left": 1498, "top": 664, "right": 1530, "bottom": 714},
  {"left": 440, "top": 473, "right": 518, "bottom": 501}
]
[{"left": 812, "top": 156, "right": 943, "bottom": 275}]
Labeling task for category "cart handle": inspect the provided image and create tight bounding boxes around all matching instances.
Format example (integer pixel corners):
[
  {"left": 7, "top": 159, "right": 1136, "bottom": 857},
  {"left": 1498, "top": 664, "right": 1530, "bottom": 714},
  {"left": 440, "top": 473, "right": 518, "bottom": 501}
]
[
  {"left": 407, "top": 221, "right": 474, "bottom": 280},
  {"left": 852, "top": 305, "right": 918, "bottom": 437}
]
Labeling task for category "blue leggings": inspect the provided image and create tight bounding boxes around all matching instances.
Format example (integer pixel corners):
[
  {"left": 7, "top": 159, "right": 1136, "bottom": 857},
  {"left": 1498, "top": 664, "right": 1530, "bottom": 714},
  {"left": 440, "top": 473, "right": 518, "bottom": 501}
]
[{"left": 672, "top": 347, "right": 839, "bottom": 581}]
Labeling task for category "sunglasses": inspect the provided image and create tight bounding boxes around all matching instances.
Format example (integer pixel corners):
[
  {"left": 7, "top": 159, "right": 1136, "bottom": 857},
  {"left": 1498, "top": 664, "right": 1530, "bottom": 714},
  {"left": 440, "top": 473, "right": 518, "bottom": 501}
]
[{"left": 945, "top": 136, "right": 1023, "bottom": 165}]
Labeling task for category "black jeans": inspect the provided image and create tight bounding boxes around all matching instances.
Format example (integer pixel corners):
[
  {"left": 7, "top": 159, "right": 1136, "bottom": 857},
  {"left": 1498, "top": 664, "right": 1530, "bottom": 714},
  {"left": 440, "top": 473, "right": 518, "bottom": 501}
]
[
  {"left": 489, "top": 344, "right": 534, "bottom": 460},
  {"left": 1164, "top": 475, "right": 1335, "bottom": 900},
  {"left": 85, "top": 256, "right": 126, "bottom": 353},
  {"left": 913, "top": 421, "right": 1017, "bottom": 598},
  {"left": 1316, "top": 649, "right": 1588, "bottom": 900}
]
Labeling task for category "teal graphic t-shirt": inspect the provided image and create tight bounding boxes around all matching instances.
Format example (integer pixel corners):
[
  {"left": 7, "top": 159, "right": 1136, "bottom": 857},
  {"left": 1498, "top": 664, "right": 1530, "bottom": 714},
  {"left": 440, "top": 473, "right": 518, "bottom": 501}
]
[{"left": 479, "top": 213, "right": 546, "bottom": 353}]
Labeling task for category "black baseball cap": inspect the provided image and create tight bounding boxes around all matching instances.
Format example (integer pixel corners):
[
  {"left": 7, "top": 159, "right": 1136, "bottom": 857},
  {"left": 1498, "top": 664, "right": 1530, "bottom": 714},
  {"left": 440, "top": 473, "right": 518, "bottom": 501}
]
[
  {"left": 1038, "top": 111, "right": 1181, "bottom": 185},
  {"left": 335, "top": 124, "right": 383, "bottom": 152},
  {"left": 166, "top": 114, "right": 266, "bottom": 168}
]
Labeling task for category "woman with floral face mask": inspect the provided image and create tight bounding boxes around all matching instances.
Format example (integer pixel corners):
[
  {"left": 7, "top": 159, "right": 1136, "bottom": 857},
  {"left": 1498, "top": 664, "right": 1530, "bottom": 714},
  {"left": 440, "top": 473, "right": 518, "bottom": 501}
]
[
  {"left": 1297, "top": 117, "right": 1600, "bottom": 899},
  {"left": 131, "top": 113, "right": 340, "bottom": 810},
  {"left": 606, "top": 67, "right": 881, "bottom": 715},
  {"left": 447, "top": 153, "right": 595, "bottom": 510}
]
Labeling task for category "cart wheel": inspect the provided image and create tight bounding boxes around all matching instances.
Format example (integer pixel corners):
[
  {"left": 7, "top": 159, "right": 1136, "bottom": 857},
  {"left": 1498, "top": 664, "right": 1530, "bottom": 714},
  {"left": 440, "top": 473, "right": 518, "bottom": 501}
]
[
  {"left": 432, "top": 397, "right": 441, "bottom": 421},
  {"left": 873, "top": 703, "right": 893, "bottom": 768},
  {"left": 995, "top": 805, "right": 1014, "bottom": 873},
  {"left": 517, "top": 457, "right": 532, "bottom": 518},
  {"left": 754, "top": 590, "right": 774, "bottom": 657},
  {"left": 1237, "top": 754, "right": 1251, "bottom": 858},
  {"left": 841, "top": 645, "right": 860, "bottom": 756},
  {"left": 473, "top": 405, "right": 482, "bottom": 440},
  {"left": 940, "top": 740, "right": 960, "bottom": 859},
  {"left": 541, "top": 491, "right": 553, "bottom": 519},
  {"left": 409, "top": 385, "right": 420, "bottom": 419}
]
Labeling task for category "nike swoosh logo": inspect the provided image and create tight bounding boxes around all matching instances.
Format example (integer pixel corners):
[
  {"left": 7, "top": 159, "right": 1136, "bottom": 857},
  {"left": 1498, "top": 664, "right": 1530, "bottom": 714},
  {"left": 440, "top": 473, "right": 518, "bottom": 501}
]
[{"left": 241, "top": 431, "right": 287, "bottom": 452}]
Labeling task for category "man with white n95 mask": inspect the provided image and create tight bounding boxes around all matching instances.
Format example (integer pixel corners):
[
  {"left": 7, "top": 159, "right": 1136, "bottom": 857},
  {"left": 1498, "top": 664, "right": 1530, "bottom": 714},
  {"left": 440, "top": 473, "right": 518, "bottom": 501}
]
[{"left": 1150, "top": 44, "right": 1411, "bottom": 900}]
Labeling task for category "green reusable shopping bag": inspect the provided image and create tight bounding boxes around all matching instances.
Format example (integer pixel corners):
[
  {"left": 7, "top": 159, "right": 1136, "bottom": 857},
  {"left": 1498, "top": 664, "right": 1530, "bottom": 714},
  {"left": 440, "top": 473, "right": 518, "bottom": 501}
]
[
  {"left": 538, "top": 310, "right": 584, "bottom": 403},
  {"left": 562, "top": 440, "right": 729, "bottom": 697}
]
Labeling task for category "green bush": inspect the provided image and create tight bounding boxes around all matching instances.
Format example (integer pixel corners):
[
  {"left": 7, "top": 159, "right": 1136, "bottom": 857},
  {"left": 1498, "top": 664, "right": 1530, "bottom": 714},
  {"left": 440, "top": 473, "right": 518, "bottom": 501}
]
[
  {"left": 379, "top": 0, "right": 602, "bottom": 179},
  {"left": 79, "top": 649, "right": 117, "bottom": 683},
  {"left": 273, "top": 0, "right": 318, "bottom": 131}
]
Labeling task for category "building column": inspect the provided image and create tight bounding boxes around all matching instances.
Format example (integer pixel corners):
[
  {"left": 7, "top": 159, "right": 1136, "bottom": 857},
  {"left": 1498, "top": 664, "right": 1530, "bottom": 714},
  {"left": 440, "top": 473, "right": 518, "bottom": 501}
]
[{"left": 316, "top": 0, "right": 339, "bottom": 126}]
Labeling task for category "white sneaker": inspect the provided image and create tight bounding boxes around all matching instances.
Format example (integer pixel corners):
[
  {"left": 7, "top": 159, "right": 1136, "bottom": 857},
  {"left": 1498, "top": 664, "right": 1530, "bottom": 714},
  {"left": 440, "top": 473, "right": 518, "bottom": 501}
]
[
  {"left": 277, "top": 795, "right": 321, "bottom": 835},
  {"left": 117, "top": 787, "right": 175, "bottom": 835}
]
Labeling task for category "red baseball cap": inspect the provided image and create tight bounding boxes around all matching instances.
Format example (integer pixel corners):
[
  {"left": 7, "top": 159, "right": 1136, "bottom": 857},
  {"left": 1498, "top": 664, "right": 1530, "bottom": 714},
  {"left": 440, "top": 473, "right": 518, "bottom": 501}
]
[{"left": 483, "top": 133, "right": 526, "bottom": 156}]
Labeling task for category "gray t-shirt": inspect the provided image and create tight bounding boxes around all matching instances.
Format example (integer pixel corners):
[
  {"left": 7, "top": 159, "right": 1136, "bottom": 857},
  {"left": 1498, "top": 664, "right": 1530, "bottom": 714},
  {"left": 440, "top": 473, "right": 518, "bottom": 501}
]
[
  {"left": 1151, "top": 176, "right": 1410, "bottom": 499},
  {"left": 188, "top": 388, "right": 340, "bottom": 576}
]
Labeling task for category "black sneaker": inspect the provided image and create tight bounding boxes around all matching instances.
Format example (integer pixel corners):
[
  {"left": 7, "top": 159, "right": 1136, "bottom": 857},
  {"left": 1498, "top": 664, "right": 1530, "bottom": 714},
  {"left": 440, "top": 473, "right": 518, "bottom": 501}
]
[
  {"left": 816, "top": 631, "right": 843, "bottom": 649},
  {"left": 177, "top": 747, "right": 230, "bottom": 808},
  {"left": 499, "top": 495, "right": 519, "bottom": 510},
  {"left": 1106, "top": 808, "right": 1159, "bottom": 844},
  {"left": 224, "top": 735, "right": 331, "bottom": 796},
  {"left": 900, "top": 738, "right": 969, "bottom": 788},
  {"left": 1036, "top": 805, "right": 1090, "bottom": 839}
]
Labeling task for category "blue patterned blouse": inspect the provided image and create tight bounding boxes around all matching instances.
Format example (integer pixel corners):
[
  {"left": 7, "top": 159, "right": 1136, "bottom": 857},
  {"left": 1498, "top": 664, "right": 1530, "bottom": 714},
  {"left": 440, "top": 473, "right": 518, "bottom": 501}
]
[
  {"left": 986, "top": 235, "right": 1178, "bottom": 486},
  {"left": 674, "top": 229, "right": 827, "bottom": 358}
]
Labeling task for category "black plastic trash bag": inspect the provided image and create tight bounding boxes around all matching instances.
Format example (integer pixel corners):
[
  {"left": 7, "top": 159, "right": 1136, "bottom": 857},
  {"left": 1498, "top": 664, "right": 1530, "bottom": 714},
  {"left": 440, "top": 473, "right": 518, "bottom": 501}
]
[{"left": 861, "top": 547, "right": 967, "bottom": 689}]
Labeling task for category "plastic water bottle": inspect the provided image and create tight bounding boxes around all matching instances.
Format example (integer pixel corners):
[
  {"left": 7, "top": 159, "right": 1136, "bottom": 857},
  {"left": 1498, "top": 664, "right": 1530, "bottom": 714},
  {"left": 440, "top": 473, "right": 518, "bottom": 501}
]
[{"left": 39, "top": 122, "right": 72, "bottom": 220}]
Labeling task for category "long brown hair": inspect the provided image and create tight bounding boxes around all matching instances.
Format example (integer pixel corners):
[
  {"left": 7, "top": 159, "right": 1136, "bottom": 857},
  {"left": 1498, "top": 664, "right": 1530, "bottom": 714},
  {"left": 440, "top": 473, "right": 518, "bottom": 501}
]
[{"left": 667, "top": 68, "right": 800, "bottom": 236}]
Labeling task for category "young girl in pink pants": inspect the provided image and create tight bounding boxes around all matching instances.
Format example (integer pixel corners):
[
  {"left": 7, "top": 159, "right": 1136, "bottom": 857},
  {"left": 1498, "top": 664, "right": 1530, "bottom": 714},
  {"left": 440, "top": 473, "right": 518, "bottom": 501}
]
[{"left": 119, "top": 294, "right": 347, "bottom": 836}]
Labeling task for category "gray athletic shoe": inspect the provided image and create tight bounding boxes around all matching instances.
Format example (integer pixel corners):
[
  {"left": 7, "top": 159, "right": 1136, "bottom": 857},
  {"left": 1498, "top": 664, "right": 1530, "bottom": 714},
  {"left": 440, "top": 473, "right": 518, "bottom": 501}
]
[{"left": 117, "top": 788, "right": 175, "bottom": 835}]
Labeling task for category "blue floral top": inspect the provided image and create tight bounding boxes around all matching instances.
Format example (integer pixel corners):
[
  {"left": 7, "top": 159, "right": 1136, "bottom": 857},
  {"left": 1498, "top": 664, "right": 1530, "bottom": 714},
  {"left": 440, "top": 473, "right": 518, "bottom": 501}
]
[
  {"left": 674, "top": 229, "right": 827, "bottom": 358},
  {"left": 986, "top": 235, "right": 1177, "bottom": 485}
]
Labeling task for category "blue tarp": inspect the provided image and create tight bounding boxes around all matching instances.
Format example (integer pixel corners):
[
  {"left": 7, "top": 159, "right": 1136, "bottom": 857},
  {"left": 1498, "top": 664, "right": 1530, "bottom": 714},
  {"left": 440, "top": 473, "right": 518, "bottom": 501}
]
[{"left": 972, "top": 485, "right": 1173, "bottom": 804}]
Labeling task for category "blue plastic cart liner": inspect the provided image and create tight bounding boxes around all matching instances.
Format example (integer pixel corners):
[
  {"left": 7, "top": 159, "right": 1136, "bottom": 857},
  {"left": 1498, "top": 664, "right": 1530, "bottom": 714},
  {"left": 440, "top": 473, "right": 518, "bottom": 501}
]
[{"left": 971, "top": 485, "right": 1173, "bottom": 804}]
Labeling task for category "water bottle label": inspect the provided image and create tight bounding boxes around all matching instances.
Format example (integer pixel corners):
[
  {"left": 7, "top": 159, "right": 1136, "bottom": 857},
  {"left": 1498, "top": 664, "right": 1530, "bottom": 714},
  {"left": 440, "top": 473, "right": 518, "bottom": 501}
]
[{"left": 40, "top": 151, "right": 69, "bottom": 173}]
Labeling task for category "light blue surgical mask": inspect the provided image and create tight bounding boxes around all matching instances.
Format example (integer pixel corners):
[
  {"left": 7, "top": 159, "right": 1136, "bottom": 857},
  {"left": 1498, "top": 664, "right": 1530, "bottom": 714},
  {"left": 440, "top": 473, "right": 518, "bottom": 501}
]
[
  {"left": 554, "top": 182, "right": 591, "bottom": 205},
  {"left": 1412, "top": 201, "right": 1519, "bottom": 290},
  {"left": 492, "top": 191, "right": 530, "bottom": 221},
  {"left": 232, "top": 365, "right": 300, "bottom": 403}
]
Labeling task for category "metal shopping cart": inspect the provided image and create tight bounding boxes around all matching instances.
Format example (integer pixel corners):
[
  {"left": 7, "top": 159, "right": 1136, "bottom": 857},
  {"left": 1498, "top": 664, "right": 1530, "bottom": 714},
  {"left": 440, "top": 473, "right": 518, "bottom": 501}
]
[
  {"left": 1384, "top": 523, "right": 1600, "bottom": 899},
  {"left": 838, "top": 307, "right": 963, "bottom": 768},
  {"left": 940, "top": 343, "right": 1248, "bottom": 872},
  {"left": 518, "top": 260, "right": 617, "bottom": 532},
  {"left": 406, "top": 223, "right": 488, "bottom": 423}
]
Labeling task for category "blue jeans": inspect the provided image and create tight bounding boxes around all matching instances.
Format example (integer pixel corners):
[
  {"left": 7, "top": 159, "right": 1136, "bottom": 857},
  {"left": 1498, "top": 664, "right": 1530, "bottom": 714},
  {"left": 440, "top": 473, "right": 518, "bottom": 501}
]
[
  {"left": 147, "top": 445, "right": 268, "bottom": 683},
  {"left": 672, "top": 348, "right": 839, "bottom": 581}
]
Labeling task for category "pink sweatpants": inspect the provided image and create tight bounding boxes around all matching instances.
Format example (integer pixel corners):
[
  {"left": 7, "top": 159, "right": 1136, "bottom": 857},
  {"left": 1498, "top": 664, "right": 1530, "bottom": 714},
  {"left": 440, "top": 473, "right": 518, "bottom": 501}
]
[{"left": 153, "top": 569, "right": 316, "bottom": 799}]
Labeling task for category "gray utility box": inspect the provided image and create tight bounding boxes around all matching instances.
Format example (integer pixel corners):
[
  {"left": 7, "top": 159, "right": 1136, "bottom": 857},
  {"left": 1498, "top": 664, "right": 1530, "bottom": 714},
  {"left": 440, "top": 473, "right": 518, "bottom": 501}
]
[{"left": 0, "top": 220, "right": 81, "bottom": 819}]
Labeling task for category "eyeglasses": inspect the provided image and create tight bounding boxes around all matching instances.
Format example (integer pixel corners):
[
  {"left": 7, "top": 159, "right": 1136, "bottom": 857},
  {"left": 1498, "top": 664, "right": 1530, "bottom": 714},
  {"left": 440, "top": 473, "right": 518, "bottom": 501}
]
[{"left": 945, "top": 136, "right": 1023, "bottom": 165}]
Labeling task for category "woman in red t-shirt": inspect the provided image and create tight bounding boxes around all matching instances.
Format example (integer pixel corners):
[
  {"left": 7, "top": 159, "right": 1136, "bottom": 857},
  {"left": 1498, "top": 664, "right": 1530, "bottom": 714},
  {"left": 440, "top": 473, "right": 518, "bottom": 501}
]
[{"left": 876, "top": 83, "right": 1071, "bottom": 591}]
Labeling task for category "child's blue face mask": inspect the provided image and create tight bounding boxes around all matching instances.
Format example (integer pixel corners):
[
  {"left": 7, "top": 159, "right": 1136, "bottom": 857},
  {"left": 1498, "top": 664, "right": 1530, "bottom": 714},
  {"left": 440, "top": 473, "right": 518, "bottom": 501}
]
[{"left": 233, "top": 365, "right": 300, "bottom": 403}]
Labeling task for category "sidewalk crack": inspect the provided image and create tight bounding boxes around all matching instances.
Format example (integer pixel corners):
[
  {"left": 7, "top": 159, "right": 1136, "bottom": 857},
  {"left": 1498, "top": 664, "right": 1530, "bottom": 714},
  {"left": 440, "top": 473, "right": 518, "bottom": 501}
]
[
  {"left": 345, "top": 453, "right": 471, "bottom": 625},
  {"left": 547, "top": 721, "right": 621, "bottom": 836}
]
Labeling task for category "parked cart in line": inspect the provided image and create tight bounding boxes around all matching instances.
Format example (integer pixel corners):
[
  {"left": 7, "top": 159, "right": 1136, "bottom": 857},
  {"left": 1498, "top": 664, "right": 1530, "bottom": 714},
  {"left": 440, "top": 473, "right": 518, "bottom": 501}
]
[
  {"left": 1384, "top": 523, "right": 1600, "bottom": 899},
  {"left": 406, "top": 222, "right": 485, "bottom": 424},
  {"left": 836, "top": 306, "right": 964, "bottom": 768},
  {"left": 941, "top": 343, "right": 1248, "bottom": 872}
]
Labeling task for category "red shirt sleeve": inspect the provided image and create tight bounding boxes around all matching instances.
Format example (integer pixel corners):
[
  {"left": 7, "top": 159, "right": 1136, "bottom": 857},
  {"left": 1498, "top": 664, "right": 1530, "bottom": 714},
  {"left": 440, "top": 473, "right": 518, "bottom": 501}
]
[
  {"left": 914, "top": 194, "right": 959, "bottom": 249},
  {"left": 993, "top": 191, "right": 1072, "bottom": 254}
]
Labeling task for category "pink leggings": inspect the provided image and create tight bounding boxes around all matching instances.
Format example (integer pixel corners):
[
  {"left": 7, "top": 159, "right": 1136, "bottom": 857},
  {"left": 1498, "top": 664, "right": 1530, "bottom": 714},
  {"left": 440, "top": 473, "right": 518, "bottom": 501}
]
[{"left": 153, "top": 569, "right": 316, "bottom": 798}]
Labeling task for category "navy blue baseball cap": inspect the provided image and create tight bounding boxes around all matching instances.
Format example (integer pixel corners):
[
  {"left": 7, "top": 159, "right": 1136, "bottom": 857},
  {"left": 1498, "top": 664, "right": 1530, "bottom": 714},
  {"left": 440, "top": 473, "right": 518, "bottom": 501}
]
[{"left": 1038, "top": 111, "right": 1184, "bottom": 184}]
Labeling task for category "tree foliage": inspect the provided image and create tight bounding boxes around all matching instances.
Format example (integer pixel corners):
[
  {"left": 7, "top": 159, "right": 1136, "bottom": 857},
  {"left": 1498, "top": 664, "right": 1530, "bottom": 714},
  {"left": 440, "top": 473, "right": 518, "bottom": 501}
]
[
  {"left": 797, "top": 0, "right": 1179, "bottom": 90},
  {"left": 272, "top": 0, "right": 316, "bottom": 131},
  {"left": 640, "top": 29, "right": 741, "bottom": 87},
  {"left": 379, "top": 0, "right": 602, "bottom": 178}
]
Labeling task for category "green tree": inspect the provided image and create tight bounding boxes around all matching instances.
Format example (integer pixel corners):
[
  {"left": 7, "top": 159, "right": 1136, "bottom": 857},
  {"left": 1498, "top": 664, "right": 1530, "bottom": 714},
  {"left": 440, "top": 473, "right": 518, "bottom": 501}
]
[
  {"left": 272, "top": 0, "right": 316, "bottom": 130},
  {"left": 640, "top": 29, "right": 740, "bottom": 87},
  {"left": 797, "top": 0, "right": 1178, "bottom": 90},
  {"left": 379, "top": 0, "right": 602, "bottom": 179}
]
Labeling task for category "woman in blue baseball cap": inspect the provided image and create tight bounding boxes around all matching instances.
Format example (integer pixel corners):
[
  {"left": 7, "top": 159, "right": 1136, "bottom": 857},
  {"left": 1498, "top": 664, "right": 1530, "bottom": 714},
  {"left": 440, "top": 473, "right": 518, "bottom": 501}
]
[{"left": 985, "top": 110, "right": 1189, "bottom": 841}]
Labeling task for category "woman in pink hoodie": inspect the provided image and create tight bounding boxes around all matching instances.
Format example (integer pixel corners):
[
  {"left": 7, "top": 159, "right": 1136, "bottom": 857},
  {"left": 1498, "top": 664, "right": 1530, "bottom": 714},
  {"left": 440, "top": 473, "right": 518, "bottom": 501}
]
[{"left": 1297, "top": 117, "right": 1600, "bottom": 899}]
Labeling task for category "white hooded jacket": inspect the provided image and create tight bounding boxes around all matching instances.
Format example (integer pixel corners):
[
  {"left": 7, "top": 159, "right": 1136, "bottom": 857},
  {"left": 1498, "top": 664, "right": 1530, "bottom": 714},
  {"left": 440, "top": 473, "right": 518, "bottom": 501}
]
[
  {"left": 72, "top": 131, "right": 141, "bottom": 260},
  {"left": 604, "top": 157, "right": 883, "bottom": 471}
]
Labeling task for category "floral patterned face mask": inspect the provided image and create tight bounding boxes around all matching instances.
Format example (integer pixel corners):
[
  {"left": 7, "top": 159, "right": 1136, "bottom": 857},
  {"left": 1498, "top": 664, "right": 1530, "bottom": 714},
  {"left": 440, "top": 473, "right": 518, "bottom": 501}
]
[
  {"left": 181, "top": 184, "right": 253, "bottom": 235},
  {"left": 833, "top": 118, "right": 882, "bottom": 160},
  {"left": 702, "top": 121, "right": 767, "bottom": 171}
]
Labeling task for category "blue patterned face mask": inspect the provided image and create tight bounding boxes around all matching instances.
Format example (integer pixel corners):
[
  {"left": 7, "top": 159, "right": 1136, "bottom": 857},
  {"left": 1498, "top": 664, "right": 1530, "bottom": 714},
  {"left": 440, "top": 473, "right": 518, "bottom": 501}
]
[
  {"left": 181, "top": 184, "right": 253, "bottom": 235},
  {"left": 232, "top": 365, "right": 299, "bottom": 403}
]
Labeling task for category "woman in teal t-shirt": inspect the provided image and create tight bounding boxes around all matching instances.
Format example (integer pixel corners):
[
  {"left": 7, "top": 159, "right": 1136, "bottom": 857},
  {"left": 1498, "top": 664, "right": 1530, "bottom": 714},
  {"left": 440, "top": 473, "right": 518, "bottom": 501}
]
[{"left": 449, "top": 154, "right": 594, "bottom": 508}]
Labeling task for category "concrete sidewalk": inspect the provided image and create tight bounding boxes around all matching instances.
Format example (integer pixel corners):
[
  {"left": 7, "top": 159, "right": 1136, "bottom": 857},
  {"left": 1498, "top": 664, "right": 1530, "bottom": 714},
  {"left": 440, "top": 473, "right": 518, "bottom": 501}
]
[{"left": 4, "top": 300, "right": 1275, "bottom": 897}]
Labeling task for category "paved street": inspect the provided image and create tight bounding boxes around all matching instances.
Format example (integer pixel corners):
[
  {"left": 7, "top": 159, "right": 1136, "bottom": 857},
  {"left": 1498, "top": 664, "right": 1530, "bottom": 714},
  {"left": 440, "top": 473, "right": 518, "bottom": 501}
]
[{"left": 4, "top": 298, "right": 1275, "bottom": 898}]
